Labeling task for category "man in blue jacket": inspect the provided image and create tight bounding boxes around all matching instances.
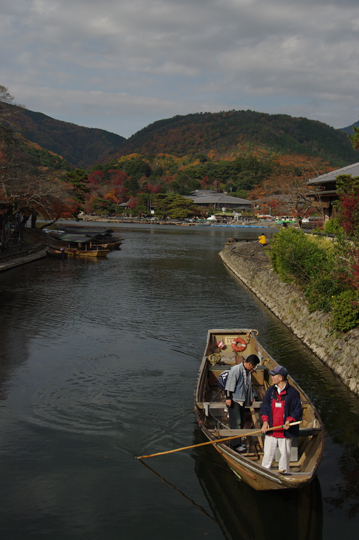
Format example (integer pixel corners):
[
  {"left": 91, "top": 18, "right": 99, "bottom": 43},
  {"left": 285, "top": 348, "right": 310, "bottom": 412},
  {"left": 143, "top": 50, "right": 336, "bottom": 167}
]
[
  {"left": 225, "top": 354, "right": 260, "bottom": 452},
  {"left": 260, "top": 365, "right": 302, "bottom": 473}
]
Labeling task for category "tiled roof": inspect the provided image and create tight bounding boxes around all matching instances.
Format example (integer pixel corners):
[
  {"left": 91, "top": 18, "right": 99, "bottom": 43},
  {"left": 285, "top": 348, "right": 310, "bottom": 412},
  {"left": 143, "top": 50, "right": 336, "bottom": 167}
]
[
  {"left": 187, "top": 193, "right": 251, "bottom": 205},
  {"left": 308, "top": 162, "right": 359, "bottom": 184}
]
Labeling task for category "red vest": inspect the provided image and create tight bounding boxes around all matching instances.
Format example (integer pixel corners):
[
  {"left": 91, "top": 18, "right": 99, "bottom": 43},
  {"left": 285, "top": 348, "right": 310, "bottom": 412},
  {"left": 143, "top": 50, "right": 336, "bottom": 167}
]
[{"left": 271, "top": 387, "right": 287, "bottom": 438}]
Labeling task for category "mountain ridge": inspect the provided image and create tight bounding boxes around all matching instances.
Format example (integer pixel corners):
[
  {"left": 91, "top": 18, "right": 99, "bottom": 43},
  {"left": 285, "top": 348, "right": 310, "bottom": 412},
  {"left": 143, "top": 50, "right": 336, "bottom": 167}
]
[
  {"left": 3, "top": 104, "right": 126, "bottom": 168},
  {"left": 3, "top": 103, "right": 358, "bottom": 169},
  {"left": 112, "top": 110, "right": 358, "bottom": 167},
  {"left": 339, "top": 120, "right": 359, "bottom": 135}
]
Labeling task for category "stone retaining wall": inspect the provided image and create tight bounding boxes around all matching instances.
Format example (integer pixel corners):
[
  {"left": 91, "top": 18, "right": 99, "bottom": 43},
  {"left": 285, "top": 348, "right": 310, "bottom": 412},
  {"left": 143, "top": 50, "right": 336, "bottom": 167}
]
[
  {"left": 220, "top": 245, "right": 359, "bottom": 396},
  {"left": 0, "top": 247, "right": 47, "bottom": 272}
]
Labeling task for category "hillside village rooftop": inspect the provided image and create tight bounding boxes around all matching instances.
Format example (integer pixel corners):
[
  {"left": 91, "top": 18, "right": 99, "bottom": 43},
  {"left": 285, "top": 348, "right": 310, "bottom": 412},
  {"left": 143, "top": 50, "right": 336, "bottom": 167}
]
[
  {"left": 308, "top": 161, "right": 359, "bottom": 219},
  {"left": 185, "top": 190, "right": 252, "bottom": 210}
]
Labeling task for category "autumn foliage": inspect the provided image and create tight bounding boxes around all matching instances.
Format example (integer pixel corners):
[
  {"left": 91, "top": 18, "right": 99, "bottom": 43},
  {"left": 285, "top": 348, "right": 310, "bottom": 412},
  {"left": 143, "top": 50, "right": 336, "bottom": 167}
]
[{"left": 336, "top": 175, "right": 359, "bottom": 237}]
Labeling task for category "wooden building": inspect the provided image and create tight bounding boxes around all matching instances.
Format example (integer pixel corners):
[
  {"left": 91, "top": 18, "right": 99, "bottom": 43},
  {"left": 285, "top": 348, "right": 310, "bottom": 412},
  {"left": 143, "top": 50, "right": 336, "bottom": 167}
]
[{"left": 308, "top": 162, "right": 359, "bottom": 219}]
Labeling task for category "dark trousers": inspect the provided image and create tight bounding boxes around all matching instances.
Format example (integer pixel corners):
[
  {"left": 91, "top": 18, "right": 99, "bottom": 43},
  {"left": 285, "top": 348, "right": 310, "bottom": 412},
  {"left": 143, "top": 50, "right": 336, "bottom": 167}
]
[{"left": 228, "top": 401, "right": 245, "bottom": 448}]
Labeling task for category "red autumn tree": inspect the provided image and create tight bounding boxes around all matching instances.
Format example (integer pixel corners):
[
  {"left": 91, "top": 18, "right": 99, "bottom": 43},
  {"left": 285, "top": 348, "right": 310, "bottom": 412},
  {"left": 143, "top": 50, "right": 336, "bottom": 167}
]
[
  {"left": 87, "top": 170, "right": 105, "bottom": 185},
  {"left": 108, "top": 169, "right": 127, "bottom": 185},
  {"left": 249, "top": 154, "right": 332, "bottom": 226},
  {"left": 1, "top": 86, "right": 76, "bottom": 229},
  {"left": 335, "top": 175, "right": 359, "bottom": 236}
]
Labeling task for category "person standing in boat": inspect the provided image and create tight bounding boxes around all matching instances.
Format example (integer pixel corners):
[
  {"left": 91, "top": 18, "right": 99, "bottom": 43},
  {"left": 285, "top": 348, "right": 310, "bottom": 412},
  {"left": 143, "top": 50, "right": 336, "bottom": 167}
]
[
  {"left": 225, "top": 354, "right": 260, "bottom": 452},
  {"left": 260, "top": 365, "right": 302, "bottom": 473}
]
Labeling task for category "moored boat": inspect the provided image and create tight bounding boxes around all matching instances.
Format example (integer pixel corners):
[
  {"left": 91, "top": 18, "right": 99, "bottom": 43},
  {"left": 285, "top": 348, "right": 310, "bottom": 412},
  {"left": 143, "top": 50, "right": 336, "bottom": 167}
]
[
  {"left": 47, "top": 247, "right": 67, "bottom": 258},
  {"left": 194, "top": 329, "right": 325, "bottom": 490},
  {"left": 65, "top": 247, "right": 109, "bottom": 258},
  {"left": 44, "top": 226, "right": 124, "bottom": 255}
]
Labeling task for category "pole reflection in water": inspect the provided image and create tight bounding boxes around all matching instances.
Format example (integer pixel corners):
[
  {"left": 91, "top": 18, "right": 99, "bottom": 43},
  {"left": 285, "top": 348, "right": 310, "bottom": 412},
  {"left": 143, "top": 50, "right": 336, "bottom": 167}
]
[{"left": 139, "top": 459, "right": 217, "bottom": 523}]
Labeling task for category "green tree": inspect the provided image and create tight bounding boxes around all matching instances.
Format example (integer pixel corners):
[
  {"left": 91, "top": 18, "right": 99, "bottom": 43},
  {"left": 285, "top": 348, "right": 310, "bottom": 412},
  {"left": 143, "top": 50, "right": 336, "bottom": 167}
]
[
  {"left": 123, "top": 158, "right": 152, "bottom": 180},
  {"left": 154, "top": 194, "right": 199, "bottom": 219},
  {"left": 65, "top": 169, "right": 90, "bottom": 204},
  {"left": 123, "top": 176, "right": 140, "bottom": 196},
  {"left": 349, "top": 126, "right": 359, "bottom": 150}
]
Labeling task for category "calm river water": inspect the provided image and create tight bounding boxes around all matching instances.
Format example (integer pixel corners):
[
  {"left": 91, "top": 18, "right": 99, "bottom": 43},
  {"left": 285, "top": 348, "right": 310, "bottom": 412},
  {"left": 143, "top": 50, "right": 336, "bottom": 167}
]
[{"left": 0, "top": 222, "right": 358, "bottom": 540}]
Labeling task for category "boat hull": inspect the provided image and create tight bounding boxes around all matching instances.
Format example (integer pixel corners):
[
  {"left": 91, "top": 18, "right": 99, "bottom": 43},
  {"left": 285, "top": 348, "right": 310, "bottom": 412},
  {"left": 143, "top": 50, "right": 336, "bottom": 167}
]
[
  {"left": 65, "top": 248, "right": 109, "bottom": 258},
  {"left": 47, "top": 247, "right": 67, "bottom": 258}
]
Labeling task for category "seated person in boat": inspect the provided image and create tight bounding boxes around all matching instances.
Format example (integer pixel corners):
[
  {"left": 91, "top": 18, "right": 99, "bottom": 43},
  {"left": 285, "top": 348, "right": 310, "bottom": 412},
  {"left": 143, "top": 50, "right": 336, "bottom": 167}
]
[
  {"left": 260, "top": 365, "right": 302, "bottom": 473},
  {"left": 224, "top": 354, "right": 260, "bottom": 452}
]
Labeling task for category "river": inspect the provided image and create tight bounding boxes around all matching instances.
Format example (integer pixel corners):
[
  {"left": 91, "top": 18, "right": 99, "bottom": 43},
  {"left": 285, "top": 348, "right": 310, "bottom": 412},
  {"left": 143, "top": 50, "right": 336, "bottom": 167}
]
[{"left": 0, "top": 222, "right": 358, "bottom": 540}]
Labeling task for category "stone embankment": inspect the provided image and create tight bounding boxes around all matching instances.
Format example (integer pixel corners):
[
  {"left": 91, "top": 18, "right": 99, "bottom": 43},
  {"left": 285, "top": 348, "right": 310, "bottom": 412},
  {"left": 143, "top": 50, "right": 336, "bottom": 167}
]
[
  {"left": 220, "top": 241, "right": 359, "bottom": 397},
  {"left": 0, "top": 232, "right": 47, "bottom": 273}
]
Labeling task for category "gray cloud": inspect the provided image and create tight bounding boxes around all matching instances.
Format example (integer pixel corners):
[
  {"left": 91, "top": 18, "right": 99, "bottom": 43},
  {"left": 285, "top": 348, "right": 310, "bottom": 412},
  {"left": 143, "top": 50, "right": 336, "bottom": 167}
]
[{"left": 1, "top": 0, "right": 358, "bottom": 137}]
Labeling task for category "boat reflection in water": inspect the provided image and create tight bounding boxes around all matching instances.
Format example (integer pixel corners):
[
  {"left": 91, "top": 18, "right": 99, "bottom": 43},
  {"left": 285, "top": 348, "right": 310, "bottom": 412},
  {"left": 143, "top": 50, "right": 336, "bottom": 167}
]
[{"left": 194, "top": 437, "right": 323, "bottom": 540}]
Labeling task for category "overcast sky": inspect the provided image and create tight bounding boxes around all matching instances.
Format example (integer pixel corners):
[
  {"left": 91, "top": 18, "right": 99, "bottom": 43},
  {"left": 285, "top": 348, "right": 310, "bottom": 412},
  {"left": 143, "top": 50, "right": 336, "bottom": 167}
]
[{"left": 1, "top": 0, "right": 358, "bottom": 138}]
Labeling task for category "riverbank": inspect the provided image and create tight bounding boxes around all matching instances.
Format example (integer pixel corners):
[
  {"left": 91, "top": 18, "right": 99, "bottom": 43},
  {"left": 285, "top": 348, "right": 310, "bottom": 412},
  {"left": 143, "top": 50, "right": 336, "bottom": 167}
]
[
  {"left": 80, "top": 215, "right": 280, "bottom": 228},
  {"left": 220, "top": 241, "right": 359, "bottom": 397},
  {"left": 0, "top": 231, "right": 47, "bottom": 273},
  {"left": 0, "top": 248, "right": 48, "bottom": 272}
]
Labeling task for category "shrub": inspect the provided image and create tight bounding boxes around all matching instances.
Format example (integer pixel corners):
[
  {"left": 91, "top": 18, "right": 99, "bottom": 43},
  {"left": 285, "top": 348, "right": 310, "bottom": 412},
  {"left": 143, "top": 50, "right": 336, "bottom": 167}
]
[
  {"left": 270, "top": 228, "right": 331, "bottom": 287},
  {"left": 323, "top": 218, "right": 345, "bottom": 236},
  {"left": 331, "top": 290, "right": 359, "bottom": 332},
  {"left": 304, "top": 276, "right": 345, "bottom": 312},
  {"left": 271, "top": 228, "right": 359, "bottom": 332},
  {"left": 270, "top": 228, "right": 359, "bottom": 330}
]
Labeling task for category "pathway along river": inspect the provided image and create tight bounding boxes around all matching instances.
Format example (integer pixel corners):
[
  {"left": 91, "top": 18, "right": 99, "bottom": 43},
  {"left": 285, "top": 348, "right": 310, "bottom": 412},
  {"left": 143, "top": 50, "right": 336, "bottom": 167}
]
[{"left": 0, "top": 222, "right": 358, "bottom": 540}]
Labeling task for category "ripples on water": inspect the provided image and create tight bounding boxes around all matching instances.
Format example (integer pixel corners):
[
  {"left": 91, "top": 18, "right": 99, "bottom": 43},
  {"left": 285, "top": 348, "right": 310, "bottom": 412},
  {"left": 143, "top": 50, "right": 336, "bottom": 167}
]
[{"left": 0, "top": 224, "right": 358, "bottom": 540}]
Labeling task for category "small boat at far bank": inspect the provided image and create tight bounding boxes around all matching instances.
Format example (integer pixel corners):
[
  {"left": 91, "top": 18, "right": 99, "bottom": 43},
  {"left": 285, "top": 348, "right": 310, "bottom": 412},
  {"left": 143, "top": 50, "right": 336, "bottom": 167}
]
[
  {"left": 194, "top": 328, "right": 325, "bottom": 491},
  {"left": 47, "top": 247, "right": 67, "bottom": 258},
  {"left": 65, "top": 247, "right": 109, "bottom": 258}
]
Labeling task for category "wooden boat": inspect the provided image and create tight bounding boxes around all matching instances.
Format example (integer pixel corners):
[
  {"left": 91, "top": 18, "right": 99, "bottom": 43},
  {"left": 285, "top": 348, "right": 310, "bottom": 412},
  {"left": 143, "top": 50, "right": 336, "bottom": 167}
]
[
  {"left": 193, "top": 329, "right": 325, "bottom": 491},
  {"left": 90, "top": 239, "right": 123, "bottom": 250},
  {"left": 47, "top": 247, "right": 67, "bottom": 259},
  {"left": 65, "top": 248, "right": 109, "bottom": 258},
  {"left": 44, "top": 227, "right": 123, "bottom": 255}
]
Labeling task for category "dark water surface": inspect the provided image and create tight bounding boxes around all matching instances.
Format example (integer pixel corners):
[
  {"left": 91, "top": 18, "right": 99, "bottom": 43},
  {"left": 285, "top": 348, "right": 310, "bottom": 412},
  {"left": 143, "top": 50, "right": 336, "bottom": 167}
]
[{"left": 0, "top": 223, "right": 358, "bottom": 540}]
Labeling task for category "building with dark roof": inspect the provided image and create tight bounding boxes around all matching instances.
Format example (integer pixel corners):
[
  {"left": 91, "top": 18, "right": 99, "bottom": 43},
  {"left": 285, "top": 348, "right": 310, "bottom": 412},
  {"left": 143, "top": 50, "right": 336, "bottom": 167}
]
[
  {"left": 185, "top": 190, "right": 252, "bottom": 210},
  {"left": 308, "top": 162, "right": 359, "bottom": 219}
]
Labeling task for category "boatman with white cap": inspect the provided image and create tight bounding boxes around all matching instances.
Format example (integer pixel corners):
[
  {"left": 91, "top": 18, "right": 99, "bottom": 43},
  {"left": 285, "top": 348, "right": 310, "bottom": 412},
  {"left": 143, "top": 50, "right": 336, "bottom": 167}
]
[{"left": 260, "top": 365, "right": 302, "bottom": 473}]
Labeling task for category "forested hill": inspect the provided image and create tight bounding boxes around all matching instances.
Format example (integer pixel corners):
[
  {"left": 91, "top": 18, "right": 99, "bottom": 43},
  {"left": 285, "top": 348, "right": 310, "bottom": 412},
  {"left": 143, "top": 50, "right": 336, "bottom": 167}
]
[
  {"left": 4, "top": 105, "right": 126, "bottom": 168},
  {"left": 113, "top": 111, "right": 358, "bottom": 167},
  {"left": 4, "top": 104, "right": 358, "bottom": 169}
]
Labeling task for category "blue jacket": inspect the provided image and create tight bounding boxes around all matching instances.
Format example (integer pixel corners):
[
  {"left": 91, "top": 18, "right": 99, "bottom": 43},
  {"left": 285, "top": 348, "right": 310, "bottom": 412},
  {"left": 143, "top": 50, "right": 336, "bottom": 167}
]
[
  {"left": 260, "top": 384, "right": 302, "bottom": 438},
  {"left": 225, "top": 363, "right": 253, "bottom": 404}
]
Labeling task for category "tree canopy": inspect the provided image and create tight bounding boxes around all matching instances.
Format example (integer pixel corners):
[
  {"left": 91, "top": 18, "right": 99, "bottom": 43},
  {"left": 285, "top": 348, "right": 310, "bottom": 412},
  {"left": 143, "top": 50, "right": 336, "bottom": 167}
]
[
  {"left": 154, "top": 194, "right": 200, "bottom": 219},
  {"left": 1, "top": 86, "right": 77, "bottom": 224},
  {"left": 349, "top": 126, "right": 359, "bottom": 151}
]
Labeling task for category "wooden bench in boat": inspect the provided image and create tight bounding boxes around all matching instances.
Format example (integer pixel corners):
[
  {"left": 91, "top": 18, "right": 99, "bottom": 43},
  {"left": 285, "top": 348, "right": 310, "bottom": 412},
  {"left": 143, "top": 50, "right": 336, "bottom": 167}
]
[
  {"left": 209, "top": 427, "right": 321, "bottom": 437},
  {"left": 208, "top": 427, "right": 321, "bottom": 463},
  {"left": 196, "top": 401, "right": 263, "bottom": 410}
]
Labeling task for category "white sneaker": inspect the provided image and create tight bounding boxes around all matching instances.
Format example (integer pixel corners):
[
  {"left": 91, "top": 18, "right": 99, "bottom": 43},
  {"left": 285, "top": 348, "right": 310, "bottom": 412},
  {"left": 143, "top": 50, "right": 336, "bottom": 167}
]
[{"left": 235, "top": 445, "right": 246, "bottom": 452}]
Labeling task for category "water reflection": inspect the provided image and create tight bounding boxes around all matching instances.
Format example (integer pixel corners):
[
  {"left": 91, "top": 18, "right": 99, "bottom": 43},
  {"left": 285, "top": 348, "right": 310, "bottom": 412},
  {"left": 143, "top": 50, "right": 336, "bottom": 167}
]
[
  {"left": 0, "top": 223, "right": 358, "bottom": 539},
  {"left": 194, "top": 432, "right": 323, "bottom": 540},
  {"left": 139, "top": 459, "right": 217, "bottom": 523},
  {"left": 324, "top": 446, "right": 359, "bottom": 519}
]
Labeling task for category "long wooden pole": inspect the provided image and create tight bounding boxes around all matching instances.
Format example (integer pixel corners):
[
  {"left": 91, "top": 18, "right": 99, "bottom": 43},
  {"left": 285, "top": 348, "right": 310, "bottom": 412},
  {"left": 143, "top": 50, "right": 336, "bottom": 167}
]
[{"left": 135, "top": 421, "right": 301, "bottom": 460}]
